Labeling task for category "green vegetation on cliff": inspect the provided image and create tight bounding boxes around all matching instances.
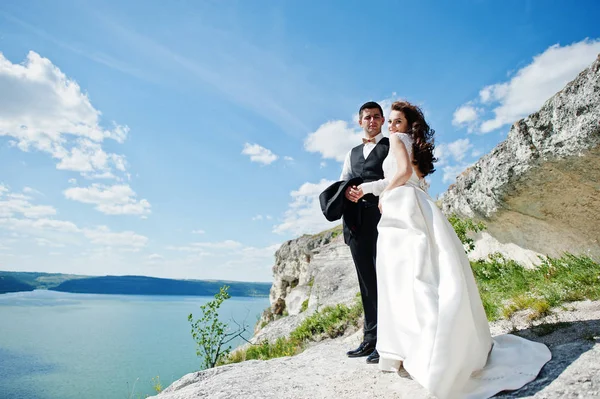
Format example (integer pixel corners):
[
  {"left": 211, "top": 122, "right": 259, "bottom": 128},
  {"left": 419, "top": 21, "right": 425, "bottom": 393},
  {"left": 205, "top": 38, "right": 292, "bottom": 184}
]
[
  {"left": 225, "top": 295, "right": 363, "bottom": 364},
  {"left": 473, "top": 253, "right": 600, "bottom": 321}
]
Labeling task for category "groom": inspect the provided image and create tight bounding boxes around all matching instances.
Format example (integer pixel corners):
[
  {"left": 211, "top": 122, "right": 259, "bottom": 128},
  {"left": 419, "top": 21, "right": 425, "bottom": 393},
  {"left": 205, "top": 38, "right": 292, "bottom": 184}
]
[{"left": 340, "top": 101, "right": 389, "bottom": 364}]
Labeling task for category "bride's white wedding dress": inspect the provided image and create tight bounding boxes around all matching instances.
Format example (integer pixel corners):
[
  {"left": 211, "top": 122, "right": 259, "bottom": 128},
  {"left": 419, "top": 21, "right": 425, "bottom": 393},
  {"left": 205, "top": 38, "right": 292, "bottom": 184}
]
[{"left": 376, "top": 133, "right": 551, "bottom": 399}]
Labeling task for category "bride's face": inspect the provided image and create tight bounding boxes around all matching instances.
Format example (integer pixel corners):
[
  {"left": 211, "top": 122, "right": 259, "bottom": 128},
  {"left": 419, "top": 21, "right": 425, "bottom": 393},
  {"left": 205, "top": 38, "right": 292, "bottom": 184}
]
[{"left": 388, "top": 110, "right": 409, "bottom": 133}]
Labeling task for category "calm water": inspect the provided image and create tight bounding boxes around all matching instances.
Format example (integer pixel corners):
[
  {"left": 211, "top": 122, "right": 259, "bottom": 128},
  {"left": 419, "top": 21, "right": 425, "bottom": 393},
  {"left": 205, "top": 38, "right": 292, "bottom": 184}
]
[{"left": 0, "top": 290, "right": 269, "bottom": 399}]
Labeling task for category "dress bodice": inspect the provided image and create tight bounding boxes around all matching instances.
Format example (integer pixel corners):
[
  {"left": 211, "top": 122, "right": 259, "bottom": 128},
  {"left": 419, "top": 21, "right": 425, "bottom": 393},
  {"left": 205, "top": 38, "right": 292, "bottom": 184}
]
[{"left": 382, "top": 133, "right": 423, "bottom": 188}]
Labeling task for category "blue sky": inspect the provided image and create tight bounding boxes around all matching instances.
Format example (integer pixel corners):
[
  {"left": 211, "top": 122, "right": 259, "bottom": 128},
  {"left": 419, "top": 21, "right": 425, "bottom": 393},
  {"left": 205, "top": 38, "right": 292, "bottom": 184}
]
[{"left": 1, "top": 0, "right": 599, "bottom": 281}]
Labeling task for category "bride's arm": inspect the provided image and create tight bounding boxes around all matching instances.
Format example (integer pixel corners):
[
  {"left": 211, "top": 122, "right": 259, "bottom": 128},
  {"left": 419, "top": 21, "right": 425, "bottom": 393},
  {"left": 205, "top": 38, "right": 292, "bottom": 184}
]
[
  {"left": 381, "top": 135, "right": 412, "bottom": 196},
  {"left": 359, "top": 177, "right": 388, "bottom": 197}
]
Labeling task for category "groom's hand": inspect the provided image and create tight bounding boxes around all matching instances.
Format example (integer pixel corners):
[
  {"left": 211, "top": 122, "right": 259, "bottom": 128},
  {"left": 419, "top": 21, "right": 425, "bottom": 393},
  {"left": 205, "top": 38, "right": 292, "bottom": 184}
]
[{"left": 345, "top": 186, "right": 364, "bottom": 202}]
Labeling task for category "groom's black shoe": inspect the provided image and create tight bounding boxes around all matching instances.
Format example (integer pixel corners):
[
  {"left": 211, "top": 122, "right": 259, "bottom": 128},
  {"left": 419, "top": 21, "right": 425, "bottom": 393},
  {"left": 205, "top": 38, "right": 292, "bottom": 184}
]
[
  {"left": 346, "top": 341, "right": 376, "bottom": 358},
  {"left": 366, "top": 349, "right": 380, "bottom": 364}
]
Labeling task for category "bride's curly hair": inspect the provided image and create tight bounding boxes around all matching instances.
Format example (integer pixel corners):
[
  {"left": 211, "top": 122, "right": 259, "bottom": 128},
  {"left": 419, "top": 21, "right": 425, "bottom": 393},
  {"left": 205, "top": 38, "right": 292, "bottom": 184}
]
[{"left": 390, "top": 101, "right": 437, "bottom": 177}]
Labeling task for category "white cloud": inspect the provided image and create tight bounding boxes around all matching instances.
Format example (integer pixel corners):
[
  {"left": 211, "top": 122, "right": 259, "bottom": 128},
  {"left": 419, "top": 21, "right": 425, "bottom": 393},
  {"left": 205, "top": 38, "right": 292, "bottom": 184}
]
[
  {"left": 251, "top": 214, "right": 272, "bottom": 221},
  {"left": 162, "top": 240, "right": 278, "bottom": 281},
  {"left": 191, "top": 229, "right": 205, "bottom": 234},
  {"left": 0, "top": 51, "right": 129, "bottom": 176},
  {"left": 0, "top": 217, "right": 79, "bottom": 233},
  {"left": 82, "top": 226, "right": 148, "bottom": 248},
  {"left": 441, "top": 163, "right": 472, "bottom": 184},
  {"left": 273, "top": 179, "right": 338, "bottom": 236},
  {"left": 284, "top": 156, "right": 294, "bottom": 162},
  {"left": 0, "top": 216, "right": 148, "bottom": 250},
  {"left": 165, "top": 245, "right": 209, "bottom": 254},
  {"left": 452, "top": 104, "right": 479, "bottom": 125},
  {"left": 446, "top": 139, "right": 473, "bottom": 162},
  {"left": 148, "top": 253, "right": 164, "bottom": 261},
  {"left": 0, "top": 185, "right": 148, "bottom": 250},
  {"left": 0, "top": 184, "right": 57, "bottom": 218},
  {"left": 434, "top": 144, "right": 447, "bottom": 167},
  {"left": 478, "top": 86, "right": 495, "bottom": 104},
  {"left": 452, "top": 104, "right": 480, "bottom": 132},
  {"left": 192, "top": 240, "right": 242, "bottom": 250},
  {"left": 64, "top": 183, "right": 151, "bottom": 216},
  {"left": 471, "top": 149, "right": 483, "bottom": 158},
  {"left": 241, "top": 143, "right": 278, "bottom": 165},
  {"left": 220, "top": 243, "right": 279, "bottom": 274},
  {"left": 23, "top": 187, "right": 42, "bottom": 196},
  {"left": 435, "top": 138, "right": 474, "bottom": 166},
  {"left": 304, "top": 120, "right": 361, "bottom": 162},
  {"left": 35, "top": 238, "right": 66, "bottom": 248},
  {"left": 453, "top": 39, "right": 600, "bottom": 134},
  {"left": 304, "top": 95, "right": 401, "bottom": 162},
  {"left": 434, "top": 139, "right": 475, "bottom": 184}
]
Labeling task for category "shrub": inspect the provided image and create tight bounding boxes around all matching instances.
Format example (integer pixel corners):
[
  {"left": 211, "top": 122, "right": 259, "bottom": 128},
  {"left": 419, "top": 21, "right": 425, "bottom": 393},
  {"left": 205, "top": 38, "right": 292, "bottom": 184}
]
[
  {"left": 447, "top": 214, "right": 486, "bottom": 253},
  {"left": 188, "top": 285, "right": 249, "bottom": 369}
]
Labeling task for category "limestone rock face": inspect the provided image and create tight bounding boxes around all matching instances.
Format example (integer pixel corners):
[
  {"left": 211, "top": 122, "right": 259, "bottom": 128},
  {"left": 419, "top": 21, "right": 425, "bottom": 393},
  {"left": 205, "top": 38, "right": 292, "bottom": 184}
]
[
  {"left": 441, "top": 54, "right": 600, "bottom": 260},
  {"left": 254, "top": 227, "right": 360, "bottom": 343},
  {"left": 267, "top": 229, "right": 335, "bottom": 315}
]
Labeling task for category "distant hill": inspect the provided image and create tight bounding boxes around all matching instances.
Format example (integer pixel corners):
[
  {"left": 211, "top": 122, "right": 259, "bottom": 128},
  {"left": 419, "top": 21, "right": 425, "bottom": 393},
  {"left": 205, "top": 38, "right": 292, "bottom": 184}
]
[
  {"left": 0, "top": 275, "right": 35, "bottom": 294},
  {"left": 52, "top": 275, "right": 271, "bottom": 297},
  {"left": 0, "top": 271, "right": 88, "bottom": 290},
  {"left": 0, "top": 271, "right": 271, "bottom": 297}
]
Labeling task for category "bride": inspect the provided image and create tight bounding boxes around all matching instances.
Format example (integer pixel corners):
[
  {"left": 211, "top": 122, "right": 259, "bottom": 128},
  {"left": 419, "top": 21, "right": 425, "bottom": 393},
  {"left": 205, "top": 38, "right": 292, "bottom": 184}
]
[{"left": 362, "top": 101, "right": 551, "bottom": 399}]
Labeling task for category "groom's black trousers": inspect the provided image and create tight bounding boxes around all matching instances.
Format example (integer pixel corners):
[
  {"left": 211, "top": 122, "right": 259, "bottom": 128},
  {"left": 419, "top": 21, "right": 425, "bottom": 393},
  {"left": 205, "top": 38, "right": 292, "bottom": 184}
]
[{"left": 346, "top": 202, "right": 380, "bottom": 345}]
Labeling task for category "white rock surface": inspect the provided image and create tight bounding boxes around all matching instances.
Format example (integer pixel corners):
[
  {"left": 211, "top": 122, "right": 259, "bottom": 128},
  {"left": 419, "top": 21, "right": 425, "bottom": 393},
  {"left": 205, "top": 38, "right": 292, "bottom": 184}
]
[
  {"left": 152, "top": 301, "right": 600, "bottom": 399},
  {"left": 468, "top": 232, "right": 544, "bottom": 268},
  {"left": 252, "top": 232, "right": 359, "bottom": 344}
]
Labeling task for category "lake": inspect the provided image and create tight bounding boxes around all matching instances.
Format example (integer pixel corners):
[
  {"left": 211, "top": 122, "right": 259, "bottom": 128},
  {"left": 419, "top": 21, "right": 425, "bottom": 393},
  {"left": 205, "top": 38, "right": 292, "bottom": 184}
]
[{"left": 0, "top": 290, "right": 269, "bottom": 399}]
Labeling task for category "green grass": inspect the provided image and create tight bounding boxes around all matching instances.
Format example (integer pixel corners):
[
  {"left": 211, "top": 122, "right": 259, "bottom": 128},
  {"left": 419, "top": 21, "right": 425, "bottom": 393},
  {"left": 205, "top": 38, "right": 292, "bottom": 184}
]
[
  {"left": 472, "top": 253, "right": 600, "bottom": 321},
  {"left": 223, "top": 296, "right": 363, "bottom": 364},
  {"left": 300, "top": 299, "right": 309, "bottom": 313},
  {"left": 311, "top": 224, "right": 343, "bottom": 241}
]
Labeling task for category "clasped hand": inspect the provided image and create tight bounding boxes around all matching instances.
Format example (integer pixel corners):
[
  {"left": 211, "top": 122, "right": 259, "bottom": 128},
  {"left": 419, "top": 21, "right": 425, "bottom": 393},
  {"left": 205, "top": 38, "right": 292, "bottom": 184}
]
[{"left": 344, "top": 185, "right": 364, "bottom": 203}]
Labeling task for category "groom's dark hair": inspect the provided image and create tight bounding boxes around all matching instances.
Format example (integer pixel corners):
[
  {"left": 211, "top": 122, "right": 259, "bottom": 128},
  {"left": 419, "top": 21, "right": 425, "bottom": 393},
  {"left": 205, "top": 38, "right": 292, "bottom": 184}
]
[{"left": 358, "top": 101, "right": 384, "bottom": 119}]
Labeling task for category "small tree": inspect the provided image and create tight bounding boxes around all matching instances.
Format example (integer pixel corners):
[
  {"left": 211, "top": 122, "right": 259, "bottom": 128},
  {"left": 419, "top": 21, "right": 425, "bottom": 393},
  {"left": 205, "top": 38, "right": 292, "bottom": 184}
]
[
  {"left": 447, "top": 214, "right": 486, "bottom": 253},
  {"left": 188, "top": 285, "right": 248, "bottom": 369}
]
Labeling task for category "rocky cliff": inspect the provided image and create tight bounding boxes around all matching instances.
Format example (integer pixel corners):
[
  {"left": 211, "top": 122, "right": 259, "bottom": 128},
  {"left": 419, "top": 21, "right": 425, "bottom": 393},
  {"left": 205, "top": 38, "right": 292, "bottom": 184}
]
[
  {"left": 252, "top": 225, "right": 360, "bottom": 343},
  {"left": 441, "top": 54, "right": 600, "bottom": 261}
]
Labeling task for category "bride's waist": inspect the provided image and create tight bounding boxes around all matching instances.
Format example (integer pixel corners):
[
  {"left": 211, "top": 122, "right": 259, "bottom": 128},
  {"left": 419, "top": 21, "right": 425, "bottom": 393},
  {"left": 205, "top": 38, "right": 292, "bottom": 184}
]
[
  {"left": 405, "top": 179, "right": 427, "bottom": 190},
  {"left": 384, "top": 179, "right": 428, "bottom": 193}
]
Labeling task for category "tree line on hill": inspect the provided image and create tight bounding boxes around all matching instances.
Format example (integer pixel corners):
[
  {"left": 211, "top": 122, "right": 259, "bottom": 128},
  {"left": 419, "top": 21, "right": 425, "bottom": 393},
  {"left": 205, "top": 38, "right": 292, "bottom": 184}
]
[{"left": 0, "top": 271, "right": 271, "bottom": 297}]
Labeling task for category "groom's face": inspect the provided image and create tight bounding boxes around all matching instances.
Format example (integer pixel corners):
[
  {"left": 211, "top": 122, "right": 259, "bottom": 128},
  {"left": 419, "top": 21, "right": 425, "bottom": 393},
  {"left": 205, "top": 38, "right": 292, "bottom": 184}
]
[{"left": 359, "top": 108, "right": 384, "bottom": 137}]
